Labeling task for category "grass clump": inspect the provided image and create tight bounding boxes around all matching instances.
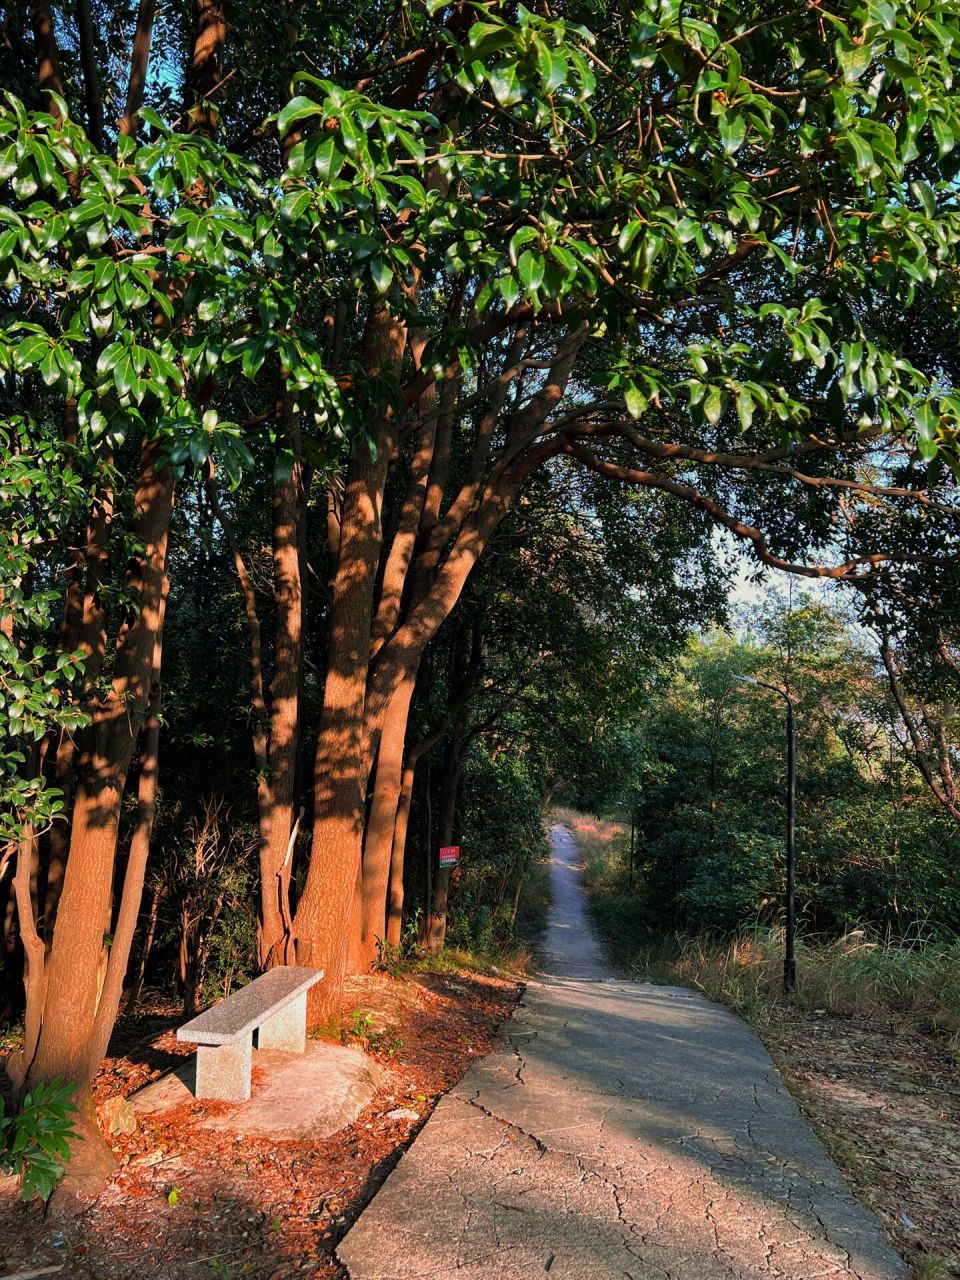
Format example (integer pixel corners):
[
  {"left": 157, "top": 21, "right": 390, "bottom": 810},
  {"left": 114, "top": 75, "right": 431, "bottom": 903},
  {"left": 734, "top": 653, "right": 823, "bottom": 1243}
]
[
  {"left": 550, "top": 806, "right": 627, "bottom": 870},
  {"left": 631, "top": 928, "right": 960, "bottom": 1043}
]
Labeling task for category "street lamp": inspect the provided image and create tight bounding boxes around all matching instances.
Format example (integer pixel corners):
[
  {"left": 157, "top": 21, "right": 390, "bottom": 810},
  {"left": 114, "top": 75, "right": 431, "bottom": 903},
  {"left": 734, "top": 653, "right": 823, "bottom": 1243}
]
[
  {"left": 733, "top": 674, "right": 797, "bottom": 992},
  {"left": 615, "top": 796, "right": 639, "bottom": 893}
]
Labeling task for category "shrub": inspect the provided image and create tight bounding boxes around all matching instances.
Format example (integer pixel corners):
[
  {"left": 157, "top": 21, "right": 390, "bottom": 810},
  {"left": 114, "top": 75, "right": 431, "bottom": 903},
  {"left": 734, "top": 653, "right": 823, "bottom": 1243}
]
[{"left": 0, "top": 1078, "right": 77, "bottom": 1201}]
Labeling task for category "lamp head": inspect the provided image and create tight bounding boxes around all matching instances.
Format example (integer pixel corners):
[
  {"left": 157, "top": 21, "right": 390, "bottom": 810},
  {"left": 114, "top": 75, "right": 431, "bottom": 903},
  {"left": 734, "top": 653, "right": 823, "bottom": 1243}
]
[{"left": 733, "top": 674, "right": 758, "bottom": 685}]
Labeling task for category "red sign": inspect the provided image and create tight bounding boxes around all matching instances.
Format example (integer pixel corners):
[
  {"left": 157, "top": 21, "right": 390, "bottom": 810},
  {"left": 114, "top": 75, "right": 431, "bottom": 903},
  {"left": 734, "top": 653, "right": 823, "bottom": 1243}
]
[{"left": 439, "top": 845, "right": 460, "bottom": 867}]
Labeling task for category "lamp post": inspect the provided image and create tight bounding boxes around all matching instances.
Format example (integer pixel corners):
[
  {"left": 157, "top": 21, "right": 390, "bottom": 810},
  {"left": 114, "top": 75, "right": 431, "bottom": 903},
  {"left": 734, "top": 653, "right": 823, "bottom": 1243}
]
[
  {"left": 628, "top": 805, "right": 636, "bottom": 893},
  {"left": 617, "top": 794, "right": 639, "bottom": 894},
  {"left": 733, "top": 675, "right": 797, "bottom": 992}
]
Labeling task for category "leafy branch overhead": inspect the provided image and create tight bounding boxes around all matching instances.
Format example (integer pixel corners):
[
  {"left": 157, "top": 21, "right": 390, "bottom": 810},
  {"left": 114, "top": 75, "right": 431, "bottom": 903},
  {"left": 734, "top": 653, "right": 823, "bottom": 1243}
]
[{"left": 4, "top": 2, "right": 960, "bottom": 476}]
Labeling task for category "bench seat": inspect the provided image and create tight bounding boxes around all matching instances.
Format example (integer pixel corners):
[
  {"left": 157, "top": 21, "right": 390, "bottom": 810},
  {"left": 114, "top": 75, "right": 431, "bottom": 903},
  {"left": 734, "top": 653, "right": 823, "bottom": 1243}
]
[{"left": 177, "top": 965, "right": 323, "bottom": 1102}]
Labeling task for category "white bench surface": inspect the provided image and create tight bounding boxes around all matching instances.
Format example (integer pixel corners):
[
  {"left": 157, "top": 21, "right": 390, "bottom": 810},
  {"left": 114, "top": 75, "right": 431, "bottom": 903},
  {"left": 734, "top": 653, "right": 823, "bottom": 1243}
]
[{"left": 177, "top": 966, "right": 323, "bottom": 1046}]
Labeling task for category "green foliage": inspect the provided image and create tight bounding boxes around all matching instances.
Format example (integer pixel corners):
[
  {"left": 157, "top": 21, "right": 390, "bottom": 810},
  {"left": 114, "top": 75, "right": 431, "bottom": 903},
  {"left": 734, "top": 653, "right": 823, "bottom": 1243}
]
[
  {"left": 0, "top": 417, "right": 92, "bottom": 846},
  {"left": 574, "top": 814, "right": 960, "bottom": 1037},
  {"left": 586, "top": 589, "right": 960, "bottom": 937},
  {"left": 345, "top": 1010, "right": 404, "bottom": 1057},
  {"left": 447, "top": 749, "right": 550, "bottom": 956},
  {"left": 0, "top": 1079, "right": 77, "bottom": 1201}
]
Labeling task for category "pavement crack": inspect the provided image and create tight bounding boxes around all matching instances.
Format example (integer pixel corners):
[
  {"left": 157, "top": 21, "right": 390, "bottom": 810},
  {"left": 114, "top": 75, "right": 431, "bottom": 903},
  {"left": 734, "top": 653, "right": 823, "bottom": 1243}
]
[
  {"left": 513, "top": 1050, "right": 526, "bottom": 1086},
  {"left": 463, "top": 1093, "right": 549, "bottom": 1156}
]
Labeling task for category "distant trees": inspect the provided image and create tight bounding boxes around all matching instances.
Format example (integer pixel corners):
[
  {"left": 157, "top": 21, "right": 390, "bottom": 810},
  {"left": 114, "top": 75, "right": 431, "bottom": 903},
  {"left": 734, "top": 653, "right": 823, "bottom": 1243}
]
[
  {"left": 619, "top": 592, "right": 960, "bottom": 937},
  {"left": 399, "top": 466, "right": 724, "bottom": 951}
]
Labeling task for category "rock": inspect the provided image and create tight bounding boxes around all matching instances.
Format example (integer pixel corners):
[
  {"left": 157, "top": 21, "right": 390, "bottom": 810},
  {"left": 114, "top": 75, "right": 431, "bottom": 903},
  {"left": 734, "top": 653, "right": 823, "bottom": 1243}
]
[
  {"left": 202, "top": 1043, "right": 383, "bottom": 1141},
  {"left": 386, "top": 1108, "right": 420, "bottom": 1123},
  {"left": 130, "top": 1061, "right": 195, "bottom": 1116},
  {"left": 100, "top": 1094, "right": 138, "bottom": 1137},
  {"left": 131, "top": 1042, "right": 381, "bottom": 1142}
]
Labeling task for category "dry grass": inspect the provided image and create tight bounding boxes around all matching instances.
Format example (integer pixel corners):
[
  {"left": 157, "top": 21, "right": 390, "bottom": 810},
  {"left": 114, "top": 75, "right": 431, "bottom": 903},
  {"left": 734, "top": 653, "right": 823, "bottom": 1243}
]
[
  {"left": 635, "top": 929, "right": 960, "bottom": 1046},
  {"left": 549, "top": 806, "right": 626, "bottom": 862}
]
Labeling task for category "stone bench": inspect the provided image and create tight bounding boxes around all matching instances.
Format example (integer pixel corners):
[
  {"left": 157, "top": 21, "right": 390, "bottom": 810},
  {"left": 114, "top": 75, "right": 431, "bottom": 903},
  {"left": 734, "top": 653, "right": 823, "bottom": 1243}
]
[{"left": 177, "top": 965, "right": 324, "bottom": 1102}]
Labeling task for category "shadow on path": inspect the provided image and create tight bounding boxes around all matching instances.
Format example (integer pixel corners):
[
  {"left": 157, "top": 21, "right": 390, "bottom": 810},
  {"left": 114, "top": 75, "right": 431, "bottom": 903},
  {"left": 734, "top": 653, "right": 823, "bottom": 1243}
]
[{"left": 338, "top": 824, "right": 906, "bottom": 1280}]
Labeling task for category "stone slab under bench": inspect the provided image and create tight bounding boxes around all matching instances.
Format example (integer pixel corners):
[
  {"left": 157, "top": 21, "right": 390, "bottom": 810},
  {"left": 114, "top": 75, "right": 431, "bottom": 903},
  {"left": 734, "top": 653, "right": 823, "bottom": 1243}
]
[{"left": 131, "top": 1042, "right": 382, "bottom": 1140}]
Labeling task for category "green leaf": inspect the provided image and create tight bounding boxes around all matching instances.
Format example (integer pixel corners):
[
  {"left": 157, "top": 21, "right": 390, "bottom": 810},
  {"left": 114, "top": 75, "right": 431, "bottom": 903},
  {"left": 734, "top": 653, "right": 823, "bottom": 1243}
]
[
  {"left": 282, "top": 188, "right": 313, "bottom": 222},
  {"left": 38, "top": 347, "right": 60, "bottom": 387},
  {"left": 736, "top": 387, "right": 754, "bottom": 432},
  {"left": 909, "top": 179, "right": 937, "bottom": 218},
  {"left": 845, "top": 129, "right": 876, "bottom": 175},
  {"left": 508, "top": 226, "right": 539, "bottom": 265},
  {"left": 259, "top": 291, "right": 280, "bottom": 329},
  {"left": 15, "top": 335, "right": 51, "bottom": 366},
  {"left": 489, "top": 62, "right": 523, "bottom": 107},
  {"left": 313, "top": 138, "right": 345, "bottom": 183},
  {"left": 113, "top": 353, "right": 136, "bottom": 398},
  {"left": 836, "top": 39, "right": 873, "bottom": 83},
  {"left": 624, "top": 384, "right": 647, "bottom": 419},
  {"left": 467, "top": 21, "right": 515, "bottom": 59},
  {"left": 188, "top": 433, "right": 211, "bottom": 467},
  {"left": 702, "top": 385, "right": 725, "bottom": 426},
  {"left": 517, "top": 251, "right": 544, "bottom": 292},
  {"left": 536, "top": 43, "right": 567, "bottom": 94},
  {"left": 197, "top": 296, "right": 221, "bottom": 322},
  {"left": 931, "top": 114, "right": 954, "bottom": 158},
  {"left": 717, "top": 112, "right": 746, "bottom": 156},
  {"left": 277, "top": 96, "right": 322, "bottom": 139},
  {"left": 617, "top": 219, "right": 644, "bottom": 254},
  {"left": 369, "top": 256, "right": 393, "bottom": 294}
]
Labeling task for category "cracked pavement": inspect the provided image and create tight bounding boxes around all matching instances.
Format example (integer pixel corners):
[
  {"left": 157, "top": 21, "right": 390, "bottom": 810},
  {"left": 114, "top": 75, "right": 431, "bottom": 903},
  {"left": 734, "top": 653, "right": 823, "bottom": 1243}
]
[{"left": 338, "top": 828, "right": 906, "bottom": 1279}]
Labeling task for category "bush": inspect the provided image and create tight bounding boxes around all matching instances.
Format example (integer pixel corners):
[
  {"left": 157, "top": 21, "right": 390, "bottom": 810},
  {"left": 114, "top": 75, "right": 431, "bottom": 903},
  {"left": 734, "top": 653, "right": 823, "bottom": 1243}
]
[
  {"left": 445, "top": 747, "right": 550, "bottom": 959},
  {"left": 0, "top": 1078, "right": 77, "bottom": 1201}
]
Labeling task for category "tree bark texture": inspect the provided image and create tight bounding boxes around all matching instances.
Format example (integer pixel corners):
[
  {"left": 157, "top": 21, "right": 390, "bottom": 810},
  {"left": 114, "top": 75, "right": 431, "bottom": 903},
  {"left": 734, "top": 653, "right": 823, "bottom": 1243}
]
[
  {"left": 23, "top": 442, "right": 174, "bottom": 1182},
  {"left": 292, "top": 305, "right": 405, "bottom": 1021}
]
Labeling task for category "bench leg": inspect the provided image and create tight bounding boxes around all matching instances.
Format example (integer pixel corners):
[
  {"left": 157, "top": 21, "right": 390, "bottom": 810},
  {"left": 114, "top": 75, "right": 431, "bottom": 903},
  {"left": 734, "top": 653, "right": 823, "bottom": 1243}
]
[
  {"left": 256, "top": 991, "right": 307, "bottom": 1054},
  {"left": 195, "top": 1036, "right": 252, "bottom": 1102}
]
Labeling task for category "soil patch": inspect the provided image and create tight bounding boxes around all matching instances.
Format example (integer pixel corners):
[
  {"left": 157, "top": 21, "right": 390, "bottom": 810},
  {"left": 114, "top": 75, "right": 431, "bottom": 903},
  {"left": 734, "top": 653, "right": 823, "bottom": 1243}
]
[
  {"left": 761, "top": 1006, "right": 960, "bottom": 1279},
  {"left": 0, "top": 968, "right": 522, "bottom": 1279}
]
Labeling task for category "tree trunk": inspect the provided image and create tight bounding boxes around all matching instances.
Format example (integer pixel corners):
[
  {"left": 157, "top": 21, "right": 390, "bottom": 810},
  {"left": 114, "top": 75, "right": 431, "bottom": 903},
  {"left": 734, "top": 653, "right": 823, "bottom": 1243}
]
[
  {"left": 417, "top": 758, "right": 434, "bottom": 947},
  {"left": 356, "top": 674, "right": 416, "bottom": 970},
  {"left": 44, "top": 474, "right": 115, "bottom": 950},
  {"left": 425, "top": 732, "right": 462, "bottom": 952},
  {"left": 260, "top": 402, "right": 304, "bottom": 967},
  {"left": 385, "top": 761, "right": 416, "bottom": 949},
  {"left": 23, "top": 442, "right": 175, "bottom": 1189},
  {"left": 292, "top": 306, "right": 405, "bottom": 1023},
  {"left": 90, "top": 653, "right": 165, "bottom": 1067}
]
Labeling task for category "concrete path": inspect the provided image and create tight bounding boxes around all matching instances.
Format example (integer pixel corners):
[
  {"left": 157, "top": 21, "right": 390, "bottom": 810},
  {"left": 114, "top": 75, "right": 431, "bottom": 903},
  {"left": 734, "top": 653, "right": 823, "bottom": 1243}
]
[
  {"left": 339, "top": 826, "right": 905, "bottom": 1280},
  {"left": 539, "top": 823, "right": 618, "bottom": 979}
]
